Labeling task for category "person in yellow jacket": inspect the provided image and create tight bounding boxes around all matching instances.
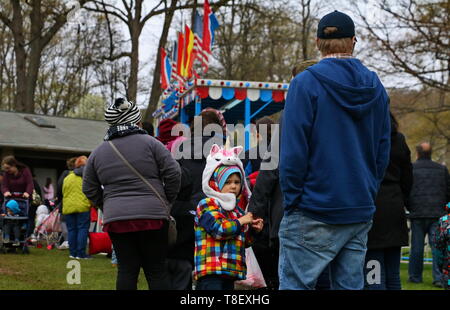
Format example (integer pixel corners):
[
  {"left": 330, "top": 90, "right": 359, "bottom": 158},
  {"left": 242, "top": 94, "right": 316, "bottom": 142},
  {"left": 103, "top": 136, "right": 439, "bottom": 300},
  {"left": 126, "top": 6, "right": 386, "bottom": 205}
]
[{"left": 62, "top": 156, "right": 92, "bottom": 259}]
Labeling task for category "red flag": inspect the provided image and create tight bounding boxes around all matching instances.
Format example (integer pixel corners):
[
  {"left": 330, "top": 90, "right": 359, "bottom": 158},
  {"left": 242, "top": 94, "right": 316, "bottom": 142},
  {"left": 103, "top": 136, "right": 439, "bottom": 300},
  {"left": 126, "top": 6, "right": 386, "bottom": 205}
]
[
  {"left": 203, "top": 0, "right": 212, "bottom": 54},
  {"left": 177, "top": 32, "right": 184, "bottom": 77},
  {"left": 174, "top": 31, "right": 186, "bottom": 88},
  {"left": 160, "top": 48, "right": 170, "bottom": 90}
]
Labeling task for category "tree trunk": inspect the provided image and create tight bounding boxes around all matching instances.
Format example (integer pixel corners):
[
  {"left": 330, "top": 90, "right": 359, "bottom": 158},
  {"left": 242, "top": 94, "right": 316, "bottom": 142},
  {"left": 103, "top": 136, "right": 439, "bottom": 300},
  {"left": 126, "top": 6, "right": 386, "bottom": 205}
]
[
  {"left": 11, "top": 0, "right": 26, "bottom": 112},
  {"left": 5, "top": 0, "right": 73, "bottom": 113},
  {"left": 126, "top": 0, "right": 143, "bottom": 103},
  {"left": 25, "top": 0, "right": 44, "bottom": 113},
  {"left": 144, "top": 0, "right": 177, "bottom": 121},
  {"left": 127, "top": 27, "right": 140, "bottom": 103},
  {"left": 300, "top": 0, "right": 311, "bottom": 61}
]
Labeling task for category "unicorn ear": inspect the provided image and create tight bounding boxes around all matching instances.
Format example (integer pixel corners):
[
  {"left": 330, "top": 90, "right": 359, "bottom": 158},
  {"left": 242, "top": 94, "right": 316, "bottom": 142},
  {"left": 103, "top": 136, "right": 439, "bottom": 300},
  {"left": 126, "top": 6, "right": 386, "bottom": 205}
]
[
  {"left": 210, "top": 144, "right": 221, "bottom": 156},
  {"left": 232, "top": 146, "right": 243, "bottom": 156}
]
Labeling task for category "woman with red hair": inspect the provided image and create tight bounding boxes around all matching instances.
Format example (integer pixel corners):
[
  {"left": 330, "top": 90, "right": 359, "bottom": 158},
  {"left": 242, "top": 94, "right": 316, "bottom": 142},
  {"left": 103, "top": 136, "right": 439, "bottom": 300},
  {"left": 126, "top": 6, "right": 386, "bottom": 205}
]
[{"left": 62, "top": 155, "right": 92, "bottom": 259}]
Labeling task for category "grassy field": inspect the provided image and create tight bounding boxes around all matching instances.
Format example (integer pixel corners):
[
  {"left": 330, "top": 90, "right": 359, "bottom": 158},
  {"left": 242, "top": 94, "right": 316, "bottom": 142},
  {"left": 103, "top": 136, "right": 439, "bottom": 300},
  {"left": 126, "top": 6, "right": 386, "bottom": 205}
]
[
  {"left": 0, "top": 246, "right": 148, "bottom": 290},
  {"left": 0, "top": 246, "right": 443, "bottom": 290}
]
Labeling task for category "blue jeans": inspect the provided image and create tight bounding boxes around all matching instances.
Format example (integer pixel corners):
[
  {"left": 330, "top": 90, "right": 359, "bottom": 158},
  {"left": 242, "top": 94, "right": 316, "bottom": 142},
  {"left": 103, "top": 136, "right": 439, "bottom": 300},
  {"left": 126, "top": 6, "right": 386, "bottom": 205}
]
[
  {"left": 364, "top": 247, "right": 402, "bottom": 290},
  {"left": 278, "top": 209, "right": 372, "bottom": 290},
  {"left": 65, "top": 211, "right": 90, "bottom": 258},
  {"left": 408, "top": 218, "right": 442, "bottom": 283},
  {"left": 196, "top": 275, "right": 235, "bottom": 290},
  {"left": 3, "top": 220, "right": 21, "bottom": 242}
]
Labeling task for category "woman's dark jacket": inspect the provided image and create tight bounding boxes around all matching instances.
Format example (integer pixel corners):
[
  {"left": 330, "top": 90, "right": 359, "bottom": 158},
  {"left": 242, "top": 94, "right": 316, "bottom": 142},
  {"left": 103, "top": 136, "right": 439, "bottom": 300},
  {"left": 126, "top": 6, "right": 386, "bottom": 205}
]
[
  {"left": 367, "top": 131, "right": 413, "bottom": 249},
  {"left": 167, "top": 165, "right": 195, "bottom": 264},
  {"left": 248, "top": 120, "right": 283, "bottom": 249},
  {"left": 168, "top": 133, "right": 225, "bottom": 264}
]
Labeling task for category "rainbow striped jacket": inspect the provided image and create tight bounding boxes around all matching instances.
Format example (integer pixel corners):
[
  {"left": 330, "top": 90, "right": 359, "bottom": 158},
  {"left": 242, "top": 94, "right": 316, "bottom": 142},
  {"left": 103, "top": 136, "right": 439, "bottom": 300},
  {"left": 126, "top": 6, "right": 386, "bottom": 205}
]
[{"left": 194, "top": 197, "right": 253, "bottom": 281}]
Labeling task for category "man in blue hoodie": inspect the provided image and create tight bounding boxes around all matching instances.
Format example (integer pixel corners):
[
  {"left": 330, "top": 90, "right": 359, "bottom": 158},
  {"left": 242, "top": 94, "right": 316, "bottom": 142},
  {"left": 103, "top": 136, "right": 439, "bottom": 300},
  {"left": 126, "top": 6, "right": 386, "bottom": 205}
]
[{"left": 278, "top": 11, "right": 391, "bottom": 290}]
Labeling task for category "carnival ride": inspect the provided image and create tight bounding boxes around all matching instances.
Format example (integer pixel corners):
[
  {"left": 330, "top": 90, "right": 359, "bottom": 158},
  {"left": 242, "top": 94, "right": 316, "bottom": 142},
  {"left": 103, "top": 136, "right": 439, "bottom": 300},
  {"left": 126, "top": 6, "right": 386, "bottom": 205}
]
[{"left": 152, "top": 78, "right": 289, "bottom": 150}]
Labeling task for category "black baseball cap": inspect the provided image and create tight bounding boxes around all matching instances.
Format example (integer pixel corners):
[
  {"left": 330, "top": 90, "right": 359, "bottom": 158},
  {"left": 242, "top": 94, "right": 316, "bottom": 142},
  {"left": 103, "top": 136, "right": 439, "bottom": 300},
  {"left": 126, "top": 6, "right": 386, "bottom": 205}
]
[{"left": 317, "top": 10, "right": 355, "bottom": 39}]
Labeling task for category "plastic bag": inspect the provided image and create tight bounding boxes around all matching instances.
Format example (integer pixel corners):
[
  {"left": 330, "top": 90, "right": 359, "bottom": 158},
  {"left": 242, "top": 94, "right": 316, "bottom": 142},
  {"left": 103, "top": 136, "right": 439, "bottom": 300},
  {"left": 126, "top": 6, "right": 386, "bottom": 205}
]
[
  {"left": 168, "top": 215, "right": 177, "bottom": 249},
  {"left": 235, "top": 247, "right": 267, "bottom": 289}
]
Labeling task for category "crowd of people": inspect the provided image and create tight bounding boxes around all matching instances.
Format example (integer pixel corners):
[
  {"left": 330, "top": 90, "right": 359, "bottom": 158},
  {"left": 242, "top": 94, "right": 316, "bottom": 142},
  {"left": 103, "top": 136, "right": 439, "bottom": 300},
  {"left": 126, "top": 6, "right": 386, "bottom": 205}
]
[{"left": 0, "top": 10, "right": 449, "bottom": 291}]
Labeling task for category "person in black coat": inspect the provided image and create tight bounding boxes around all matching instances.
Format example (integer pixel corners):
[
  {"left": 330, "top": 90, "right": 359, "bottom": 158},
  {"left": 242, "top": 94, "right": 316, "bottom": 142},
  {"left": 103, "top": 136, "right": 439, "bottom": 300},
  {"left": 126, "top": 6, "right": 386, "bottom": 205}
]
[
  {"left": 364, "top": 112, "right": 413, "bottom": 290},
  {"left": 407, "top": 141, "right": 450, "bottom": 286},
  {"left": 28, "top": 173, "right": 43, "bottom": 238},
  {"left": 176, "top": 110, "right": 227, "bottom": 208},
  {"left": 247, "top": 123, "right": 283, "bottom": 290},
  {"left": 168, "top": 109, "right": 226, "bottom": 289},
  {"left": 167, "top": 165, "right": 195, "bottom": 290},
  {"left": 56, "top": 157, "right": 77, "bottom": 206},
  {"left": 241, "top": 116, "right": 275, "bottom": 176},
  {"left": 55, "top": 156, "right": 77, "bottom": 247},
  {"left": 249, "top": 116, "right": 330, "bottom": 290}
]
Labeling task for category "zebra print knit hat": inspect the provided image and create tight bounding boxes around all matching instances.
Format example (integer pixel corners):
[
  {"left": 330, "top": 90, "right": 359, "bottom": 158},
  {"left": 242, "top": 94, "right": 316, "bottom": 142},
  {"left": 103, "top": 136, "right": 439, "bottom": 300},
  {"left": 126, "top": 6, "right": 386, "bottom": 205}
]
[{"left": 104, "top": 98, "right": 142, "bottom": 126}]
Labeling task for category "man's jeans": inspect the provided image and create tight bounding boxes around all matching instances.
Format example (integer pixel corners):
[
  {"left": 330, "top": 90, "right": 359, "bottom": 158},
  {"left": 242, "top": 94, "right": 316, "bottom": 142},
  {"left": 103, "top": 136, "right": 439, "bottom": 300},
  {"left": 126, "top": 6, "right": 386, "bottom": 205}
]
[
  {"left": 408, "top": 218, "right": 442, "bottom": 283},
  {"left": 278, "top": 209, "right": 372, "bottom": 290}
]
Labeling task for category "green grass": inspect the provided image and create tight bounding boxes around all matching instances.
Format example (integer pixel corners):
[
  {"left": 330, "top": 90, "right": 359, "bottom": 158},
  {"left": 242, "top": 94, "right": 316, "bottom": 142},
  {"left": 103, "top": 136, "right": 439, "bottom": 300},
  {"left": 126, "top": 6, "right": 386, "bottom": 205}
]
[
  {"left": 400, "top": 263, "right": 440, "bottom": 290},
  {"left": 400, "top": 246, "right": 441, "bottom": 290},
  {"left": 0, "top": 246, "right": 148, "bottom": 290},
  {"left": 0, "top": 246, "right": 444, "bottom": 290}
]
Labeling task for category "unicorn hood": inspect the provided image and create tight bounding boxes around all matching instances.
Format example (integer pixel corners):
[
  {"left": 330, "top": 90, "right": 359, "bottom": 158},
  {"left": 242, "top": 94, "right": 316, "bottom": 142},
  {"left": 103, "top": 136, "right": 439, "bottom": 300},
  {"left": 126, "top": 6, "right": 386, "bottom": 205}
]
[{"left": 202, "top": 144, "right": 251, "bottom": 211}]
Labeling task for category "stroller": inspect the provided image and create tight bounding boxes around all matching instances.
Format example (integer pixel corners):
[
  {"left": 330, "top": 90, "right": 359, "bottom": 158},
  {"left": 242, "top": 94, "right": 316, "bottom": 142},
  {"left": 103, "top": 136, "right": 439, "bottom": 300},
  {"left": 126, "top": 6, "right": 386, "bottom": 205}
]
[
  {"left": 34, "top": 206, "right": 62, "bottom": 249},
  {"left": 0, "top": 194, "right": 30, "bottom": 254}
]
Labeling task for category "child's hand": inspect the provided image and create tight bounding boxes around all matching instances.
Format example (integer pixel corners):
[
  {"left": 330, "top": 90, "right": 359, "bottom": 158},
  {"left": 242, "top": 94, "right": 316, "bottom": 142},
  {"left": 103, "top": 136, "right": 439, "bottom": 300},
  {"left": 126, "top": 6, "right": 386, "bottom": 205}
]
[
  {"left": 238, "top": 212, "right": 253, "bottom": 226},
  {"left": 251, "top": 218, "right": 264, "bottom": 232}
]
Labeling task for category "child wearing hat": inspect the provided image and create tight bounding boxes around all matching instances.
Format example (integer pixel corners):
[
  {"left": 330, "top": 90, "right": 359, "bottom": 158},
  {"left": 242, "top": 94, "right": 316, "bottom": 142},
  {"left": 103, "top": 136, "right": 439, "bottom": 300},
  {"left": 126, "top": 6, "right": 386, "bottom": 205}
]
[
  {"left": 194, "top": 145, "right": 263, "bottom": 290},
  {"left": 1, "top": 199, "right": 22, "bottom": 245}
]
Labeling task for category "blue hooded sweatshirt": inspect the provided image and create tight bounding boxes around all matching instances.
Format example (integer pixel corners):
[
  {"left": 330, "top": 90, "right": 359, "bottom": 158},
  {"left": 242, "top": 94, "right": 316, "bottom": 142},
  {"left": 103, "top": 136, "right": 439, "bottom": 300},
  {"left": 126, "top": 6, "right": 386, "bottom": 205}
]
[{"left": 280, "top": 58, "right": 391, "bottom": 224}]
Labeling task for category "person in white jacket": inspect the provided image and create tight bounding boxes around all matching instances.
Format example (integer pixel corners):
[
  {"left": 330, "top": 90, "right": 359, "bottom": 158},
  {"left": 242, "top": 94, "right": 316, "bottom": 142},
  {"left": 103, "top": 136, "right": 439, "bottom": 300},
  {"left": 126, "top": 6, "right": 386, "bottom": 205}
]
[{"left": 31, "top": 204, "right": 49, "bottom": 241}]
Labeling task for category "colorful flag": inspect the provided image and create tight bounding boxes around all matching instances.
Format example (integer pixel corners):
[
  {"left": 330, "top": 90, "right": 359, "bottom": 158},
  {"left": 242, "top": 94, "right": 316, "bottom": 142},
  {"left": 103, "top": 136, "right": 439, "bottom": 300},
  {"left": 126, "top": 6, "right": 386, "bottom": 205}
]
[
  {"left": 193, "top": 10, "right": 203, "bottom": 41},
  {"left": 202, "top": 0, "right": 219, "bottom": 73},
  {"left": 203, "top": 0, "right": 212, "bottom": 55},
  {"left": 160, "top": 48, "right": 171, "bottom": 90},
  {"left": 193, "top": 10, "right": 209, "bottom": 68},
  {"left": 209, "top": 11, "right": 219, "bottom": 46},
  {"left": 182, "top": 25, "right": 195, "bottom": 79},
  {"left": 162, "top": 91, "right": 178, "bottom": 113},
  {"left": 175, "top": 31, "right": 186, "bottom": 86},
  {"left": 171, "top": 40, "right": 178, "bottom": 73}
]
